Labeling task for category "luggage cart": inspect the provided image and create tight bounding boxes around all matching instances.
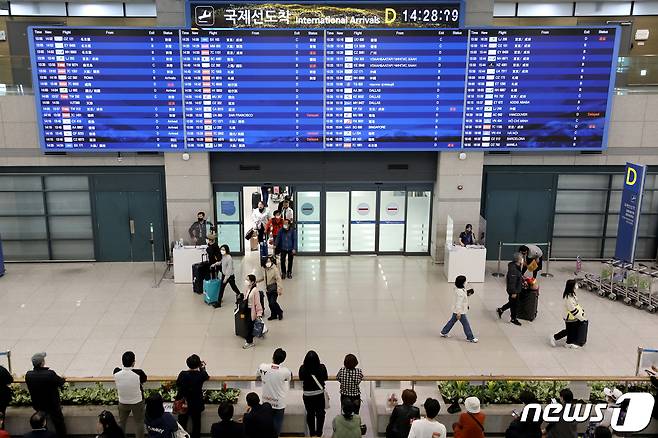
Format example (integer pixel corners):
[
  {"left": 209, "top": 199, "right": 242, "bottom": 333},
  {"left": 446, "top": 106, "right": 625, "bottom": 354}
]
[
  {"left": 578, "top": 260, "right": 615, "bottom": 297},
  {"left": 606, "top": 259, "right": 633, "bottom": 302},
  {"left": 637, "top": 264, "right": 658, "bottom": 313}
]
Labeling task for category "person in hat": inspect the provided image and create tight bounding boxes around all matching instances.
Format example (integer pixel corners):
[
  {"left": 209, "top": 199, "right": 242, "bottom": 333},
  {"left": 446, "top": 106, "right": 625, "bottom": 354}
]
[
  {"left": 588, "top": 388, "right": 624, "bottom": 437},
  {"left": 25, "top": 353, "right": 66, "bottom": 438},
  {"left": 452, "top": 396, "right": 485, "bottom": 438}
]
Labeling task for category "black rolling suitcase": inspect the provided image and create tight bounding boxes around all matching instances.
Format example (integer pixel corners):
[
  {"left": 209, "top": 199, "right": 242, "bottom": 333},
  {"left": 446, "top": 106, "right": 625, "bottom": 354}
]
[
  {"left": 567, "top": 320, "right": 588, "bottom": 346},
  {"left": 252, "top": 192, "right": 261, "bottom": 209},
  {"left": 517, "top": 290, "right": 539, "bottom": 321},
  {"left": 192, "top": 256, "right": 210, "bottom": 294},
  {"left": 234, "top": 299, "right": 250, "bottom": 338}
]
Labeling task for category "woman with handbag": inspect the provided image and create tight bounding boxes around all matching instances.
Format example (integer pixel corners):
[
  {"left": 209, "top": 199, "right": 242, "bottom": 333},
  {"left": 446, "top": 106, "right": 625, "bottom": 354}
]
[
  {"left": 299, "top": 351, "right": 329, "bottom": 437},
  {"left": 452, "top": 397, "right": 485, "bottom": 438},
  {"left": 440, "top": 275, "right": 478, "bottom": 343},
  {"left": 242, "top": 274, "right": 264, "bottom": 349},
  {"left": 260, "top": 256, "right": 284, "bottom": 321},
  {"left": 550, "top": 279, "right": 587, "bottom": 349}
]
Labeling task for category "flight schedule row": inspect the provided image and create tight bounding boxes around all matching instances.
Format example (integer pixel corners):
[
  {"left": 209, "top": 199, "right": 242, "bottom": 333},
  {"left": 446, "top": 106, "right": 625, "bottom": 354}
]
[{"left": 29, "top": 27, "right": 619, "bottom": 151}]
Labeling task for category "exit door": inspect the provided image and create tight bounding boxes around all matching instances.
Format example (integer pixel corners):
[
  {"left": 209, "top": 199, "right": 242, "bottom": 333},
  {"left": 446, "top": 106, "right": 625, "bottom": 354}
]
[{"left": 95, "top": 191, "right": 165, "bottom": 261}]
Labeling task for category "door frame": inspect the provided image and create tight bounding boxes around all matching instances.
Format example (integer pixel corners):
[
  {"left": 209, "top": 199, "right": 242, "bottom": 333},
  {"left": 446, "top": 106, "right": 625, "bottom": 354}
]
[
  {"left": 402, "top": 184, "right": 435, "bottom": 256},
  {"left": 324, "top": 185, "right": 352, "bottom": 256},
  {"left": 212, "top": 184, "right": 245, "bottom": 255},
  {"left": 376, "top": 184, "right": 408, "bottom": 255}
]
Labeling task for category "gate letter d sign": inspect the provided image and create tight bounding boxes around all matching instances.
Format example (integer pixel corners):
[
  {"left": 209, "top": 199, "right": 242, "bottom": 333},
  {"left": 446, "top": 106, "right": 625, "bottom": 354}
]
[{"left": 626, "top": 167, "right": 637, "bottom": 186}]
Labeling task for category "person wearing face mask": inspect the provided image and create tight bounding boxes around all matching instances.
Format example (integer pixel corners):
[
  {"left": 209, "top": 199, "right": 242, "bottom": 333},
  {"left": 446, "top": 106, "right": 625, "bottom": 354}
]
[
  {"left": 206, "top": 233, "right": 222, "bottom": 277},
  {"left": 458, "top": 224, "right": 476, "bottom": 246},
  {"left": 242, "top": 274, "right": 264, "bottom": 349},
  {"left": 252, "top": 201, "right": 271, "bottom": 243},
  {"left": 440, "top": 275, "right": 478, "bottom": 343},
  {"left": 189, "top": 212, "right": 209, "bottom": 246},
  {"left": 274, "top": 219, "right": 297, "bottom": 279},
  {"left": 259, "top": 256, "right": 284, "bottom": 321},
  {"left": 213, "top": 245, "right": 240, "bottom": 308},
  {"left": 550, "top": 279, "right": 587, "bottom": 349}
]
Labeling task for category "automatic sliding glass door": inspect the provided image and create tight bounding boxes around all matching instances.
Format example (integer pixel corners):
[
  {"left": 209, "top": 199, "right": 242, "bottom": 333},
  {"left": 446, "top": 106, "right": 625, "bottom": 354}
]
[
  {"left": 378, "top": 190, "right": 406, "bottom": 252},
  {"left": 296, "top": 191, "right": 321, "bottom": 253},
  {"left": 350, "top": 190, "right": 376, "bottom": 252},
  {"left": 326, "top": 191, "right": 349, "bottom": 253}
]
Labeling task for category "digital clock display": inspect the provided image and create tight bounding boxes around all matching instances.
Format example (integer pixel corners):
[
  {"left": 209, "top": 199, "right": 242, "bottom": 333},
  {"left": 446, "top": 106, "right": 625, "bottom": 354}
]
[{"left": 401, "top": 8, "right": 460, "bottom": 23}]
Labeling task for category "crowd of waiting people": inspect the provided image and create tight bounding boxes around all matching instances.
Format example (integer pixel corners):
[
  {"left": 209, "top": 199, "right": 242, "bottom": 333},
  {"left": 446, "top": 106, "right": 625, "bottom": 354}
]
[{"left": 0, "top": 348, "right": 657, "bottom": 438}]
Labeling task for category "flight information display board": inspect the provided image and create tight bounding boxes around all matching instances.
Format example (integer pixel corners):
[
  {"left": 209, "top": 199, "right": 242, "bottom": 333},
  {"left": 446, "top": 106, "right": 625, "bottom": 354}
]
[
  {"left": 324, "top": 29, "right": 466, "bottom": 150},
  {"left": 463, "top": 28, "right": 617, "bottom": 150},
  {"left": 31, "top": 28, "right": 184, "bottom": 150},
  {"left": 29, "top": 26, "right": 619, "bottom": 152}
]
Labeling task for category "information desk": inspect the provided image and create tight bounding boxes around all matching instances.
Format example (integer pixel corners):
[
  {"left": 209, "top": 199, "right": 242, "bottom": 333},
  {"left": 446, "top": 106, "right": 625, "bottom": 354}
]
[
  {"left": 443, "top": 245, "right": 486, "bottom": 283},
  {"left": 173, "top": 245, "right": 207, "bottom": 283}
]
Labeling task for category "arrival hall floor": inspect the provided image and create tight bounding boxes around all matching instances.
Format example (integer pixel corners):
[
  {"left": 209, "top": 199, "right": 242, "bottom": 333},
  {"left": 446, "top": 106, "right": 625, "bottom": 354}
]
[{"left": 1, "top": 256, "right": 657, "bottom": 378}]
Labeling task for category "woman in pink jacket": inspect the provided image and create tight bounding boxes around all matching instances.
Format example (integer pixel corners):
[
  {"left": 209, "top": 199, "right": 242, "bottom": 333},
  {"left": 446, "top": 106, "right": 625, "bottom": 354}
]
[{"left": 243, "top": 274, "right": 264, "bottom": 349}]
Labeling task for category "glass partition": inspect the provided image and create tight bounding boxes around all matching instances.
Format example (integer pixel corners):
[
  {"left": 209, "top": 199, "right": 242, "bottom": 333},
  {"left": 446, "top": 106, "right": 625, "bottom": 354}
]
[{"left": 406, "top": 191, "right": 431, "bottom": 253}]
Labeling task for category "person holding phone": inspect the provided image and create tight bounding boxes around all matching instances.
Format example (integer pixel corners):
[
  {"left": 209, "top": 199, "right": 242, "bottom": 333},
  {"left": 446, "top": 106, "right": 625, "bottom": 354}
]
[{"left": 440, "top": 275, "right": 478, "bottom": 343}]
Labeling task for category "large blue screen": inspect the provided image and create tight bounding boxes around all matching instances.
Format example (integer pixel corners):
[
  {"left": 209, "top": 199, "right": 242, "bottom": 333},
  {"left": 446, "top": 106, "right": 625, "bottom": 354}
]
[{"left": 29, "top": 26, "right": 619, "bottom": 152}]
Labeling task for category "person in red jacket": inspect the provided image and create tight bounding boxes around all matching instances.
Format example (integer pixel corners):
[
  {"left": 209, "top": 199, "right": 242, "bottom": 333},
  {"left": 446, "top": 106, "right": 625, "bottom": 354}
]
[
  {"left": 453, "top": 397, "right": 485, "bottom": 438},
  {"left": 265, "top": 210, "right": 284, "bottom": 246}
]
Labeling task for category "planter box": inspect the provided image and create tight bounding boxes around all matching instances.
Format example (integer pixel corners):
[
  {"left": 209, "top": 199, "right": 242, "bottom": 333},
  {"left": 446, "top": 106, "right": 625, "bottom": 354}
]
[
  {"left": 369, "top": 384, "right": 658, "bottom": 437},
  {"left": 5, "top": 390, "right": 308, "bottom": 437}
]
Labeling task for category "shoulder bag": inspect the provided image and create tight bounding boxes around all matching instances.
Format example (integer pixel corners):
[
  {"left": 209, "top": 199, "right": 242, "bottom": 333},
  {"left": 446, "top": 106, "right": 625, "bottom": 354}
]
[
  {"left": 173, "top": 422, "right": 190, "bottom": 438},
  {"left": 311, "top": 374, "right": 330, "bottom": 409},
  {"left": 467, "top": 412, "right": 484, "bottom": 431},
  {"left": 265, "top": 269, "right": 277, "bottom": 294}
]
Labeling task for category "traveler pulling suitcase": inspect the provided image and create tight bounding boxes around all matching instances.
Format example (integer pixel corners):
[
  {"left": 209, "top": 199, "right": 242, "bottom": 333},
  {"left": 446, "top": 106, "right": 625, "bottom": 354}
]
[{"left": 517, "top": 278, "right": 539, "bottom": 321}]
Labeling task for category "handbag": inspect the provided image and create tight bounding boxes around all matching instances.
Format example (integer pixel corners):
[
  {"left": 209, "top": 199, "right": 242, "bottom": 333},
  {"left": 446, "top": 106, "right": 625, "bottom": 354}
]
[
  {"left": 244, "top": 228, "right": 255, "bottom": 240},
  {"left": 447, "top": 400, "right": 462, "bottom": 414},
  {"left": 253, "top": 318, "right": 265, "bottom": 337},
  {"left": 311, "top": 374, "right": 330, "bottom": 410},
  {"left": 527, "top": 259, "right": 539, "bottom": 272},
  {"left": 360, "top": 424, "right": 367, "bottom": 435},
  {"left": 173, "top": 422, "right": 190, "bottom": 438},
  {"left": 172, "top": 398, "right": 188, "bottom": 415}
]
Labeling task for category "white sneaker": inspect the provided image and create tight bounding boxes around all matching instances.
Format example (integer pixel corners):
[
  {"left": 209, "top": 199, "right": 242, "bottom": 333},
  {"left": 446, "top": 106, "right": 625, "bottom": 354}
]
[
  {"left": 242, "top": 342, "right": 255, "bottom": 349},
  {"left": 565, "top": 343, "right": 580, "bottom": 349},
  {"left": 468, "top": 338, "right": 479, "bottom": 343},
  {"left": 440, "top": 333, "right": 450, "bottom": 338},
  {"left": 550, "top": 336, "right": 557, "bottom": 347}
]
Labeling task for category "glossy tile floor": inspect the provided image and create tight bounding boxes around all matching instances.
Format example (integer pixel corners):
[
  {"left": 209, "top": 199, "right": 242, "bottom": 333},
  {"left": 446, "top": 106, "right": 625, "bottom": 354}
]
[{"left": 1, "top": 254, "right": 657, "bottom": 378}]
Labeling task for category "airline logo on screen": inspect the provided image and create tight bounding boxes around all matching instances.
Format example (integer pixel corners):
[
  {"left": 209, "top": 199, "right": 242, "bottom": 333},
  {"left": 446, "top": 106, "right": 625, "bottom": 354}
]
[{"left": 520, "top": 393, "right": 655, "bottom": 433}]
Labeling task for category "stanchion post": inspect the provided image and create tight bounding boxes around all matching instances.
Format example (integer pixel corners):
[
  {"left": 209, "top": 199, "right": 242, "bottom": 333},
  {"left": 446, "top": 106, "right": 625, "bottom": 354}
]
[
  {"left": 150, "top": 222, "right": 157, "bottom": 287},
  {"left": 541, "top": 241, "right": 554, "bottom": 278},
  {"left": 492, "top": 241, "right": 505, "bottom": 277}
]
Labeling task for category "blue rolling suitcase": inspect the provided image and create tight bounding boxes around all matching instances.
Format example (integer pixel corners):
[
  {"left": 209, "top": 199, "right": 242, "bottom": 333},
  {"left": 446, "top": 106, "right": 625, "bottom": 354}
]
[{"left": 203, "top": 278, "right": 221, "bottom": 305}]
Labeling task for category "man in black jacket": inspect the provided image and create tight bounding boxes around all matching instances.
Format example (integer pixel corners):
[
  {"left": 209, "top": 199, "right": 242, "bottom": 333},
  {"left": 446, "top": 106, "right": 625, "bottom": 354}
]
[
  {"left": 0, "top": 365, "right": 12, "bottom": 416},
  {"left": 25, "top": 353, "right": 66, "bottom": 438},
  {"left": 497, "top": 252, "right": 524, "bottom": 326},
  {"left": 243, "top": 392, "right": 276, "bottom": 438},
  {"left": 23, "top": 411, "right": 57, "bottom": 438}
]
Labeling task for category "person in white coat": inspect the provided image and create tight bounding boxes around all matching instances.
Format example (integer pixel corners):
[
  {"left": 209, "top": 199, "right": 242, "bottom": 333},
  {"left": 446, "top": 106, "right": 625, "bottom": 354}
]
[
  {"left": 440, "top": 275, "right": 478, "bottom": 343},
  {"left": 252, "top": 201, "right": 271, "bottom": 243}
]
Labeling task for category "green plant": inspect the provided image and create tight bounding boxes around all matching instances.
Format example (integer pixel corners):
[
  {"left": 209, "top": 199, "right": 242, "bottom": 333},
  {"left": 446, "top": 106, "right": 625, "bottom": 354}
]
[
  {"left": 8, "top": 382, "right": 240, "bottom": 407},
  {"left": 438, "top": 380, "right": 569, "bottom": 404}
]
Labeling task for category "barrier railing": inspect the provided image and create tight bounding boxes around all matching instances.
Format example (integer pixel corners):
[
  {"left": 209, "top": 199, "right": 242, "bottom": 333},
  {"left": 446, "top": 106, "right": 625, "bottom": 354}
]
[{"left": 492, "top": 241, "right": 553, "bottom": 278}]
